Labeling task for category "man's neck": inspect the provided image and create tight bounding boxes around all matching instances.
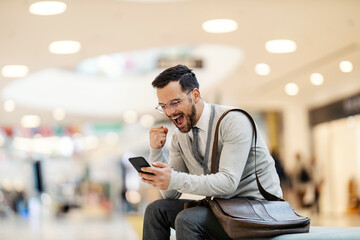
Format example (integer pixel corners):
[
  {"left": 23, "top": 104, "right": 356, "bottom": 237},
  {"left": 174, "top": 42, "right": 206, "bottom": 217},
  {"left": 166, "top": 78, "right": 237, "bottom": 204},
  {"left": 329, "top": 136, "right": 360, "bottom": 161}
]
[{"left": 194, "top": 100, "right": 204, "bottom": 125}]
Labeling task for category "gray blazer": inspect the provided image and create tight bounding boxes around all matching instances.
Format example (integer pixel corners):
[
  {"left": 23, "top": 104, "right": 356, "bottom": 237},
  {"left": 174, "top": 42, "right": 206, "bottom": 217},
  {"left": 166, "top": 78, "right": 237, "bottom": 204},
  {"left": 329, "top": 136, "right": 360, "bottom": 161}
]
[{"left": 149, "top": 104, "right": 283, "bottom": 200}]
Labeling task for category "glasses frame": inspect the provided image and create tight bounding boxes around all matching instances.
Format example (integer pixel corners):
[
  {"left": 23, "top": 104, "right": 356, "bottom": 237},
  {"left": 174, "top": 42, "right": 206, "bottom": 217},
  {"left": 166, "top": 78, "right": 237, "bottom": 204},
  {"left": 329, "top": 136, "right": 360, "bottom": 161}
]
[{"left": 155, "top": 90, "right": 193, "bottom": 114}]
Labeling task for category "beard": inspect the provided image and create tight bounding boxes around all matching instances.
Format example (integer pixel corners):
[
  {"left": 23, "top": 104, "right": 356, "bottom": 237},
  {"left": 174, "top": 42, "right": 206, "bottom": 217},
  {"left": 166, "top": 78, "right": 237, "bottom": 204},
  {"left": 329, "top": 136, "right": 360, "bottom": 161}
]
[{"left": 168, "top": 103, "right": 197, "bottom": 133}]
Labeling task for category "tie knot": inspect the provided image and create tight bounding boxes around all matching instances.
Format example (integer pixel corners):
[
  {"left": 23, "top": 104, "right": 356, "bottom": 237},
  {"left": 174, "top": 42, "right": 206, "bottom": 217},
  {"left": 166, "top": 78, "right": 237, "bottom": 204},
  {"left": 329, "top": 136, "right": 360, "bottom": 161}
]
[{"left": 192, "top": 127, "right": 199, "bottom": 134}]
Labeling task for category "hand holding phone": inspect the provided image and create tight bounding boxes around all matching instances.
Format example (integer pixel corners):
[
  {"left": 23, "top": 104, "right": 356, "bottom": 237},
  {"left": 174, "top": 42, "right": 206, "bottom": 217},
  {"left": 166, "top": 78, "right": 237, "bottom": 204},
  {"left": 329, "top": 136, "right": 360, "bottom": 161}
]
[
  {"left": 129, "top": 157, "right": 155, "bottom": 175},
  {"left": 129, "top": 158, "right": 172, "bottom": 190}
]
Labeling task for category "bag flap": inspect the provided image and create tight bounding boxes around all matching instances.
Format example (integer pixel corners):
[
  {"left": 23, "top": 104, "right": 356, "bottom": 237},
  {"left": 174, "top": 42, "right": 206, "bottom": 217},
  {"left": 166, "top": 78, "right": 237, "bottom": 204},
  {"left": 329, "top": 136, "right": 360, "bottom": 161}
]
[
  {"left": 213, "top": 198, "right": 263, "bottom": 220},
  {"left": 259, "top": 200, "right": 306, "bottom": 221},
  {"left": 214, "top": 198, "right": 307, "bottom": 221}
]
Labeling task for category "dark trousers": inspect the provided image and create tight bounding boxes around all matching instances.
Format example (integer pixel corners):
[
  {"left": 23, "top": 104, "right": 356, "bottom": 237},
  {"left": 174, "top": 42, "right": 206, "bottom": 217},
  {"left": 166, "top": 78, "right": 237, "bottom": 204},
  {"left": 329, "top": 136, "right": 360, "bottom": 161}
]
[{"left": 142, "top": 199, "right": 231, "bottom": 240}]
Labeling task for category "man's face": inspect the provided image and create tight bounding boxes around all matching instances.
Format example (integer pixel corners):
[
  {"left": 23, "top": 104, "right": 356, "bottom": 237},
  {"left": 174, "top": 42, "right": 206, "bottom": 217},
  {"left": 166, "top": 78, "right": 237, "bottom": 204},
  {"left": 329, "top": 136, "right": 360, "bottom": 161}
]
[{"left": 156, "top": 81, "right": 196, "bottom": 133}]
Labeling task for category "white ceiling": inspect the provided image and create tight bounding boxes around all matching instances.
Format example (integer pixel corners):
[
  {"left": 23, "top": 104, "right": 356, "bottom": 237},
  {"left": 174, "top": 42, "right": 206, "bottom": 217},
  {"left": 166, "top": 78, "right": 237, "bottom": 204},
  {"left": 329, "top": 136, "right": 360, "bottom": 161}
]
[{"left": 1, "top": 0, "right": 360, "bottom": 125}]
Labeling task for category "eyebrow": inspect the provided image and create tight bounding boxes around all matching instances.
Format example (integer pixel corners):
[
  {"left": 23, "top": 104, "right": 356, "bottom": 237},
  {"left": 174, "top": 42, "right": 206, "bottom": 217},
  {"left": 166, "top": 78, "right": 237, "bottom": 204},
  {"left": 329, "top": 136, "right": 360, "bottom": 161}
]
[{"left": 158, "top": 97, "right": 181, "bottom": 105}]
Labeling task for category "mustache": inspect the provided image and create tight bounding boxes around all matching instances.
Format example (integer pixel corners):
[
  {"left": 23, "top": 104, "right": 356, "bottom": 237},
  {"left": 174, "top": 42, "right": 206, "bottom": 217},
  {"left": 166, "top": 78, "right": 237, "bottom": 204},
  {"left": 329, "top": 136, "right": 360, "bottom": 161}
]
[{"left": 168, "top": 112, "right": 183, "bottom": 118}]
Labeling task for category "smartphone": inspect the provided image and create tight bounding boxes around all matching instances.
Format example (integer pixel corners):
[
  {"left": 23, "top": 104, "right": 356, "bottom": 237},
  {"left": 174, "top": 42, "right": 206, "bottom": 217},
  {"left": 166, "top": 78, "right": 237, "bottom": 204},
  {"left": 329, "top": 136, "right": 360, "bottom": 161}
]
[{"left": 129, "top": 157, "right": 155, "bottom": 175}]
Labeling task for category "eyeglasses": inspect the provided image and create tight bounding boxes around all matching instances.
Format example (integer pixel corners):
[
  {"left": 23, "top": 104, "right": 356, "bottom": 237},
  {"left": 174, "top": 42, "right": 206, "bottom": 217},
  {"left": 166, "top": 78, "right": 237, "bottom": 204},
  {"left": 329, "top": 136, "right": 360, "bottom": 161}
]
[{"left": 155, "top": 90, "right": 193, "bottom": 114}]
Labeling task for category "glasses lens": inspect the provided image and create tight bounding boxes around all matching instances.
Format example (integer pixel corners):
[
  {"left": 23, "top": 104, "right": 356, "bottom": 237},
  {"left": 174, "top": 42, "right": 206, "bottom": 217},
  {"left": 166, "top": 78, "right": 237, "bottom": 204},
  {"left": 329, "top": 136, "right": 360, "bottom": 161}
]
[
  {"left": 156, "top": 106, "right": 164, "bottom": 114},
  {"left": 168, "top": 101, "right": 179, "bottom": 109}
]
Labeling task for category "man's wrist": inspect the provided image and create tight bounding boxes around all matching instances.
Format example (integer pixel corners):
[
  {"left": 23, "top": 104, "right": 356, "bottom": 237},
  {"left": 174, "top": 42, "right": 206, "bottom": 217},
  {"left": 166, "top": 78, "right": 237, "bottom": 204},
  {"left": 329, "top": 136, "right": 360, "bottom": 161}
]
[
  {"left": 168, "top": 169, "right": 184, "bottom": 190},
  {"left": 149, "top": 147, "right": 163, "bottom": 162}
]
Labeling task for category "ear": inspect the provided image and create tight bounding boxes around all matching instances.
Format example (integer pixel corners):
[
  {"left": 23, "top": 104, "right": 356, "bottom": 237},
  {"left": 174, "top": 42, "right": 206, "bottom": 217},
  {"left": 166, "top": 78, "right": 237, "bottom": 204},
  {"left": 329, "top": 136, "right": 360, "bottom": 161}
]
[{"left": 192, "top": 88, "right": 201, "bottom": 103}]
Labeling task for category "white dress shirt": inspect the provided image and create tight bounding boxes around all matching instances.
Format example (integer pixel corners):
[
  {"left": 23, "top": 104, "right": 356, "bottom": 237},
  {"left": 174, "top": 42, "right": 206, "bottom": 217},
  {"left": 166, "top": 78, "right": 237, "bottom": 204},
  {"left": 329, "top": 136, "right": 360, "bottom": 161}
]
[{"left": 188, "top": 102, "right": 211, "bottom": 158}]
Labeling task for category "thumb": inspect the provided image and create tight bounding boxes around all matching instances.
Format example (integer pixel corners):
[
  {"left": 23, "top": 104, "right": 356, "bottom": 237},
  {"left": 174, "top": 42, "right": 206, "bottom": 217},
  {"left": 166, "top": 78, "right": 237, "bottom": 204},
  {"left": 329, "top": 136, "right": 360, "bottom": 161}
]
[
  {"left": 163, "top": 126, "right": 168, "bottom": 134},
  {"left": 152, "top": 161, "right": 168, "bottom": 168}
]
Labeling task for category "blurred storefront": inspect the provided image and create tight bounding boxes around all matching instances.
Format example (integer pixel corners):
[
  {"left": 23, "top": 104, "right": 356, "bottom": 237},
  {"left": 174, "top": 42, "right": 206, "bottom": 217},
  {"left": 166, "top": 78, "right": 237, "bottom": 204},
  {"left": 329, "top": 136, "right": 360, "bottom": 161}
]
[
  {"left": 0, "top": 121, "right": 158, "bottom": 221},
  {"left": 310, "top": 92, "right": 360, "bottom": 215}
]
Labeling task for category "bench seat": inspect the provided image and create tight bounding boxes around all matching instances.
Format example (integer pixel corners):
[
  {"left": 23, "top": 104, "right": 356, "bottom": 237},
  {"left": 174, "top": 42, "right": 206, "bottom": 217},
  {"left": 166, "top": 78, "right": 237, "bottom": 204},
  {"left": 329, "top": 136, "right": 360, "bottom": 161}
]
[{"left": 241, "top": 226, "right": 360, "bottom": 240}]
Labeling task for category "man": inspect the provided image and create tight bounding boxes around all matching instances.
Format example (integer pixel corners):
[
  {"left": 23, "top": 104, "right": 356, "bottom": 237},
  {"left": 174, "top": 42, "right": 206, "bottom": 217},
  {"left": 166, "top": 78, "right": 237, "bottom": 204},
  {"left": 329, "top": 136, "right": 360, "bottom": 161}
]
[{"left": 139, "top": 65, "right": 282, "bottom": 240}]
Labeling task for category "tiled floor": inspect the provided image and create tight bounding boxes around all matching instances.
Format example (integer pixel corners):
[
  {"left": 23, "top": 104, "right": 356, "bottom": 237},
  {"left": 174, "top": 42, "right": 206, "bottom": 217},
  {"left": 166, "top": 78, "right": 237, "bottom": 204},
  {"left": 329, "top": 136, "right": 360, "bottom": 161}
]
[
  {"left": 0, "top": 215, "right": 139, "bottom": 240},
  {"left": 0, "top": 212, "right": 359, "bottom": 240}
]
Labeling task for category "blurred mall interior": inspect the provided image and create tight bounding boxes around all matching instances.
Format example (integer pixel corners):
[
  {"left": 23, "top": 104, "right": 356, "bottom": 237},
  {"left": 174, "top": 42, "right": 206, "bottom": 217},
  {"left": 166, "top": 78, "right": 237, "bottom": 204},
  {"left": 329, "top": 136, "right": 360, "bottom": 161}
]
[{"left": 1, "top": 0, "right": 360, "bottom": 239}]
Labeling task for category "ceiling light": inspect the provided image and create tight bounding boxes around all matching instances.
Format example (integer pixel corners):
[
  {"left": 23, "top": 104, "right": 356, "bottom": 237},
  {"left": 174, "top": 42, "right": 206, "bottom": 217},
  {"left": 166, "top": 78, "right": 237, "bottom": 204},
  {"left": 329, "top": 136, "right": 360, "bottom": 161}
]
[
  {"left": 285, "top": 83, "right": 299, "bottom": 96},
  {"left": 49, "top": 40, "right": 81, "bottom": 54},
  {"left": 4, "top": 100, "right": 16, "bottom": 112},
  {"left": 265, "top": 39, "right": 297, "bottom": 53},
  {"left": 53, "top": 108, "right": 66, "bottom": 121},
  {"left": 1, "top": 65, "right": 29, "bottom": 78},
  {"left": 310, "top": 73, "right": 324, "bottom": 86},
  {"left": 21, "top": 115, "right": 41, "bottom": 128},
  {"left": 29, "top": 1, "right": 67, "bottom": 16},
  {"left": 339, "top": 61, "right": 353, "bottom": 73},
  {"left": 202, "top": 19, "right": 238, "bottom": 33},
  {"left": 254, "top": 63, "right": 271, "bottom": 76}
]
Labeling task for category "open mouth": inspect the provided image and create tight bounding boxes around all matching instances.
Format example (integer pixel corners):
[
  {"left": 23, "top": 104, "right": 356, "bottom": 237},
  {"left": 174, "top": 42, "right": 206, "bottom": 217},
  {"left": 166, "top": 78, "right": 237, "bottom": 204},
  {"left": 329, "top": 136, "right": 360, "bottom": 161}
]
[{"left": 171, "top": 114, "right": 185, "bottom": 127}]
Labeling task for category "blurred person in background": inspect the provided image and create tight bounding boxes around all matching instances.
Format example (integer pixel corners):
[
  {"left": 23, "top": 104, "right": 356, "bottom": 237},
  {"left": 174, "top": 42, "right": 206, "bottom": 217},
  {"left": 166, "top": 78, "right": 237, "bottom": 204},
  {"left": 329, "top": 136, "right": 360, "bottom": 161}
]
[
  {"left": 309, "top": 156, "right": 323, "bottom": 213},
  {"left": 138, "top": 65, "right": 282, "bottom": 240},
  {"left": 348, "top": 176, "right": 359, "bottom": 214},
  {"left": 292, "top": 152, "right": 312, "bottom": 208},
  {"left": 271, "top": 149, "right": 291, "bottom": 190}
]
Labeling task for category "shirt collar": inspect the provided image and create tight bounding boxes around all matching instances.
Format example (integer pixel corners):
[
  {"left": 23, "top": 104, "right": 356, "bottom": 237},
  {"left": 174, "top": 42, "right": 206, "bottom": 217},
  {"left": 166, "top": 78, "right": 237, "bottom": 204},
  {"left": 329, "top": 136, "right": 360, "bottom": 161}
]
[{"left": 194, "top": 101, "right": 210, "bottom": 132}]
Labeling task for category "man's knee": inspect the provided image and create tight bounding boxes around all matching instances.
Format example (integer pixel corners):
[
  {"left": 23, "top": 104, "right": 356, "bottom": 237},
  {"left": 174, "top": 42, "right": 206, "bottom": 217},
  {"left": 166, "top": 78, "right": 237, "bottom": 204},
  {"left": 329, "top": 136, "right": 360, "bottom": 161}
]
[
  {"left": 175, "top": 208, "right": 197, "bottom": 230},
  {"left": 144, "top": 199, "right": 165, "bottom": 217}
]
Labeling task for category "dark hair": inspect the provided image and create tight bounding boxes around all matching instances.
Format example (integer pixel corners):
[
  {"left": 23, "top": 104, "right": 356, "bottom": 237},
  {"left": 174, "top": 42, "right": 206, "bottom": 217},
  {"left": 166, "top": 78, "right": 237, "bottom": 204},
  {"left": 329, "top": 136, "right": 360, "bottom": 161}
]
[{"left": 152, "top": 65, "right": 199, "bottom": 92}]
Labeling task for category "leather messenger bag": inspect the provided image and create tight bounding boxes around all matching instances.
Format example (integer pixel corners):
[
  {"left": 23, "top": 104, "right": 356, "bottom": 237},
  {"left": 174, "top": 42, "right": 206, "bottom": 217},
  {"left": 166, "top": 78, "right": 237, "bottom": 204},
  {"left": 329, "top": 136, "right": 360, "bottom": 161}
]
[{"left": 185, "top": 109, "right": 310, "bottom": 239}]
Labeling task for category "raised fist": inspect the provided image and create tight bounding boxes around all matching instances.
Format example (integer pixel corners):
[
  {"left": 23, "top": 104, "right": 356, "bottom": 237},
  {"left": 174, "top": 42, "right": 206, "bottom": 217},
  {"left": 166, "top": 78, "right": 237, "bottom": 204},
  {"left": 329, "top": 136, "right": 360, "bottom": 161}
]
[{"left": 149, "top": 126, "right": 168, "bottom": 149}]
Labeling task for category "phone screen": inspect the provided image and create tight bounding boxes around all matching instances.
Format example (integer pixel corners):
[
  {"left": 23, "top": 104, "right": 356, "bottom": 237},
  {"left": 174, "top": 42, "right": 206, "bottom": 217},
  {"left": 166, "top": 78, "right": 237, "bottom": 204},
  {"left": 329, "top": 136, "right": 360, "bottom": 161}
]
[{"left": 129, "top": 157, "right": 155, "bottom": 175}]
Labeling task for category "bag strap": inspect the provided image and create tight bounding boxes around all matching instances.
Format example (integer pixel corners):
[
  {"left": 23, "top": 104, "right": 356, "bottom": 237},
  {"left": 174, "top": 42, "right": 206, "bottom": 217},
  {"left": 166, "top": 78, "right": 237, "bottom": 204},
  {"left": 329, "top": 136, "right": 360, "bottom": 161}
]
[{"left": 210, "top": 109, "right": 283, "bottom": 202}]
